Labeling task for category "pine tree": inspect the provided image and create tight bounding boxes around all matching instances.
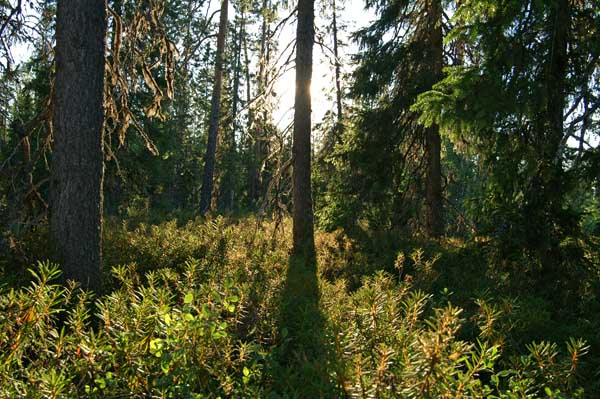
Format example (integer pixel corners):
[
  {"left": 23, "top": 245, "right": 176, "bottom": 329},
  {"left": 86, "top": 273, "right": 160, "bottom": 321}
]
[
  {"left": 200, "top": 0, "right": 229, "bottom": 214},
  {"left": 292, "top": 0, "right": 315, "bottom": 256},
  {"left": 51, "top": 0, "right": 107, "bottom": 291}
]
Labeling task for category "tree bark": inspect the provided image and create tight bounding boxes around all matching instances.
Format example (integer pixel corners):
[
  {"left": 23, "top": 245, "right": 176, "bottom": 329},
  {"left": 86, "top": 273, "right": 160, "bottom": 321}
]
[
  {"left": 248, "top": 0, "right": 270, "bottom": 207},
  {"left": 242, "top": 8, "right": 252, "bottom": 146},
  {"left": 241, "top": 9, "right": 256, "bottom": 207},
  {"left": 536, "top": 0, "right": 569, "bottom": 273},
  {"left": 199, "top": 0, "right": 228, "bottom": 215},
  {"left": 332, "top": 0, "right": 343, "bottom": 135},
  {"left": 425, "top": 0, "right": 444, "bottom": 237},
  {"left": 546, "top": 0, "right": 568, "bottom": 161},
  {"left": 222, "top": 15, "right": 243, "bottom": 211},
  {"left": 292, "top": 0, "right": 315, "bottom": 257},
  {"left": 51, "top": 0, "right": 106, "bottom": 291}
]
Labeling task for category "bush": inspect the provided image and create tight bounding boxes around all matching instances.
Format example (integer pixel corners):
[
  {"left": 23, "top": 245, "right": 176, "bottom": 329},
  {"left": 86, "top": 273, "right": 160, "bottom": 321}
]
[{"left": 0, "top": 217, "right": 595, "bottom": 397}]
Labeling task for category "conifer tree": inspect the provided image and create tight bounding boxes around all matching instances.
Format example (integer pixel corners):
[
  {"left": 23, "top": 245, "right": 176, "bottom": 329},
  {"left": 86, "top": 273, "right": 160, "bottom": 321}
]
[
  {"left": 51, "top": 0, "right": 107, "bottom": 291},
  {"left": 200, "top": 0, "right": 229, "bottom": 214},
  {"left": 292, "top": 0, "right": 315, "bottom": 256}
]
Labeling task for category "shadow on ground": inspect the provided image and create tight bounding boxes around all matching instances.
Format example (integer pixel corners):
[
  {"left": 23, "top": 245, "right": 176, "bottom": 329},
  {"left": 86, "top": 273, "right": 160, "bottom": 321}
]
[{"left": 269, "top": 251, "right": 342, "bottom": 398}]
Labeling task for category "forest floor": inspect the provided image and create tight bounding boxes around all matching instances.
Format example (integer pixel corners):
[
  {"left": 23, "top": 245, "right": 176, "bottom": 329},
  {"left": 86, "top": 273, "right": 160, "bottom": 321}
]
[{"left": 1, "top": 216, "right": 599, "bottom": 397}]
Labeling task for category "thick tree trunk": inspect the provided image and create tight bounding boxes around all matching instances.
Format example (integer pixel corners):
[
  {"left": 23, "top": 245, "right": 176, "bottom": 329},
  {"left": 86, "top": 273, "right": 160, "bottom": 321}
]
[
  {"left": 531, "top": 0, "right": 569, "bottom": 214},
  {"left": 51, "top": 0, "right": 106, "bottom": 291},
  {"left": 199, "top": 0, "right": 228, "bottom": 215},
  {"left": 535, "top": 0, "right": 569, "bottom": 276},
  {"left": 425, "top": 0, "right": 444, "bottom": 237},
  {"left": 292, "top": 0, "right": 315, "bottom": 257}
]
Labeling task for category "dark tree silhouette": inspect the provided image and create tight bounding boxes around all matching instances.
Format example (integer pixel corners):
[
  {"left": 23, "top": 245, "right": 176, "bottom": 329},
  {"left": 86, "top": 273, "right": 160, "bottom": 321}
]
[
  {"left": 292, "top": 0, "right": 315, "bottom": 257},
  {"left": 199, "top": 0, "right": 229, "bottom": 215},
  {"left": 50, "top": 0, "right": 107, "bottom": 291}
]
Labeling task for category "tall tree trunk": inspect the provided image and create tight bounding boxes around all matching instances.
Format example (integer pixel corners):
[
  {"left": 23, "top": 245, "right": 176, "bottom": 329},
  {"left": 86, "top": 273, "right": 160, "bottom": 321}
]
[
  {"left": 546, "top": 0, "right": 568, "bottom": 162},
  {"left": 241, "top": 9, "right": 256, "bottom": 207},
  {"left": 454, "top": 0, "right": 465, "bottom": 65},
  {"left": 292, "top": 0, "right": 315, "bottom": 257},
  {"left": 577, "top": 93, "right": 588, "bottom": 163},
  {"left": 199, "top": 0, "right": 228, "bottom": 215},
  {"left": 242, "top": 8, "right": 252, "bottom": 146},
  {"left": 222, "top": 16, "right": 243, "bottom": 211},
  {"left": 531, "top": 0, "right": 569, "bottom": 215},
  {"left": 248, "top": 0, "right": 270, "bottom": 206},
  {"left": 425, "top": 0, "right": 444, "bottom": 237},
  {"left": 536, "top": 0, "right": 569, "bottom": 276},
  {"left": 332, "top": 0, "right": 343, "bottom": 137},
  {"left": 51, "top": 0, "right": 106, "bottom": 291}
]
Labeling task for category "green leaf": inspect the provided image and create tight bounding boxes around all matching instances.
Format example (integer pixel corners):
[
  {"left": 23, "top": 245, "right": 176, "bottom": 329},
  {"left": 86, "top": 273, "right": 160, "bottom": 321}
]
[
  {"left": 184, "top": 292, "right": 194, "bottom": 304},
  {"left": 161, "top": 357, "right": 171, "bottom": 375},
  {"left": 150, "top": 338, "right": 164, "bottom": 355},
  {"left": 228, "top": 295, "right": 239, "bottom": 303}
]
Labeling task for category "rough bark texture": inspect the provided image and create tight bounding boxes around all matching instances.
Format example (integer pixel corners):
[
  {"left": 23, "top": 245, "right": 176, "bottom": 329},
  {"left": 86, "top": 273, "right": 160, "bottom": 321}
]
[
  {"left": 292, "top": 0, "right": 315, "bottom": 257},
  {"left": 51, "top": 0, "right": 106, "bottom": 291},
  {"left": 199, "top": 0, "right": 228, "bottom": 214},
  {"left": 425, "top": 0, "right": 444, "bottom": 237}
]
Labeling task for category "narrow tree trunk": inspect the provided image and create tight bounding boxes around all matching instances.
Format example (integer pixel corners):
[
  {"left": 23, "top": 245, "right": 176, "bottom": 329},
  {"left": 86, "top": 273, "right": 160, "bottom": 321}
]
[
  {"left": 425, "top": 0, "right": 444, "bottom": 237},
  {"left": 222, "top": 16, "right": 243, "bottom": 211},
  {"left": 546, "top": 0, "right": 568, "bottom": 162},
  {"left": 241, "top": 9, "right": 256, "bottom": 207},
  {"left": 199, "top": 0, "right": 228, "bottom": 215},
  {"left": 51, "top": 0, "right": 106, "bottom": 291},
  {"left": 292, "top": 0, "right": 315, "bottom": 257},
  {"left": 577, "top": 93, "right": 588, "bottom": 164},
  {"left": 248, "top": 0, "right": 270, "bottom": 206},
  {"left": 242, "top": 8, "right": 252, "bottom": 146},
  {"left": 332, "top": 0, "right": 343, "bottom": 136},
  {"left": 454, "top": 0, "right": 465, "bottom": 65}
]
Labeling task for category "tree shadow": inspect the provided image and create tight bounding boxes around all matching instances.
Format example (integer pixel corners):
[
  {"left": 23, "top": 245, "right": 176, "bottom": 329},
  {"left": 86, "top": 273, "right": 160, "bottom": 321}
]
[{"left": 269, "top": 250, "right": 340, "bottom": 398}]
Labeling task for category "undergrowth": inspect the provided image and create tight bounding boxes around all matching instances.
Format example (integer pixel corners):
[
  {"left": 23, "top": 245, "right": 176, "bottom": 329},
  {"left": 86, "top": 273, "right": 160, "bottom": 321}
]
[{"left": 0, "top": 217, "right": 597, "bottom": 397}]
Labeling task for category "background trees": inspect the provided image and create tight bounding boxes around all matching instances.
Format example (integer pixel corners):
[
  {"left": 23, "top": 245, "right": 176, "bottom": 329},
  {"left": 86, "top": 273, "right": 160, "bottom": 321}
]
[
  {"left": 415, "top": 0, "right": 599, "bottom": 264},
  {"left": 0, "top": 0, "right": 599, "bottom": 396},
  {"left": 0, "top": 0, "right": 597, "bottom": 285}
]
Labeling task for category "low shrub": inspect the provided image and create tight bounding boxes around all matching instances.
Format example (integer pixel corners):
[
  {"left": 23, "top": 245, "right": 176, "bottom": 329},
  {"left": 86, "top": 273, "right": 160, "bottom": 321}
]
[{"left": 0, "top": 217, "right": 595, "bottom": 397}]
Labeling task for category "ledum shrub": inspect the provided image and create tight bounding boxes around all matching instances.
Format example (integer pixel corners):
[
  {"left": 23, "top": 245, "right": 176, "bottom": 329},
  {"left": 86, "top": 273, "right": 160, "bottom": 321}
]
[{"left": 0, "top": 218, "right": 592, "bottom": 398}]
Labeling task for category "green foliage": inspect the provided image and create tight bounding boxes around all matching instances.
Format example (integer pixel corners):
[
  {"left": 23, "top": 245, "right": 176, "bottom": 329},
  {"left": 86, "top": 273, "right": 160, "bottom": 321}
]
[
  {"left": 1, "top": 218, "right": 596, "bottom": 397},
  {"left": 325, "top": 272, "right": 584, "bottom": 398},
  {"left": 412, "top": 0, "right": 600, "bottom": 252},
  {"left": 0, "top": 261, "right": 265, "bottom": 397}
]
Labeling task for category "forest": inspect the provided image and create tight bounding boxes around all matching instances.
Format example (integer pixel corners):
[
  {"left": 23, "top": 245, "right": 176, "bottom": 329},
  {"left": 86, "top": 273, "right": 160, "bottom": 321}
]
[{"left": 0, "top": 0, "right": 599, "bottom": 397}]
